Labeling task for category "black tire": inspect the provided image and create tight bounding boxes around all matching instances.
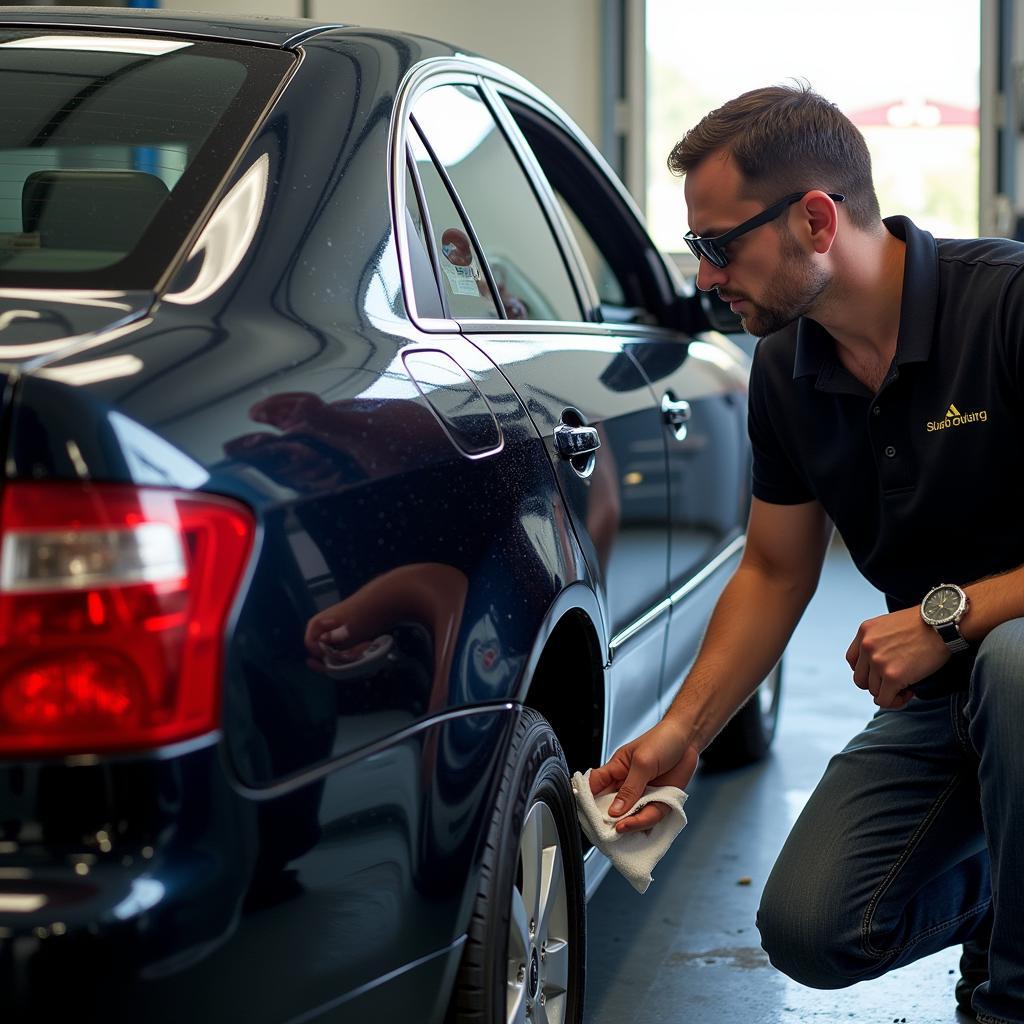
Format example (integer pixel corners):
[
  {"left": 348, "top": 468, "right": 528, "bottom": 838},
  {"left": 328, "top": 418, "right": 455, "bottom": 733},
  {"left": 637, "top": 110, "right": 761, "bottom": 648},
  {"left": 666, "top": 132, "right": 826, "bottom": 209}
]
[
  {"left": 448, "top": 708, "right": 586, "bottom": 1024},
  {"left": 701, "top": 659, "right": 783, "bottom": 771}
]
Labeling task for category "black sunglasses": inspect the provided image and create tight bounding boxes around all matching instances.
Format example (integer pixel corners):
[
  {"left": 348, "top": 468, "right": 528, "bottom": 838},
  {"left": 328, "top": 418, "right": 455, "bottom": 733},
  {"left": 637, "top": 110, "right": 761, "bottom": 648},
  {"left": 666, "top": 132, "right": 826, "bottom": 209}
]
[{"left": 684, "top": 191, "right": 846, "bottom": 268}]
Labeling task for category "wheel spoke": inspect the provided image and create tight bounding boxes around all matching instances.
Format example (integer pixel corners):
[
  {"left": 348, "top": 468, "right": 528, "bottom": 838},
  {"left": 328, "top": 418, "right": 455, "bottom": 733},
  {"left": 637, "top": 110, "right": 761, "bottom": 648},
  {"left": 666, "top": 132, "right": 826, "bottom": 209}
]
[
  {"left": 542, "top": 938, "right": 569, "bottom": 995},
  {"left": 533, "top": 997, "right": 552, "bottom": 1024},
  {"left": 519, "top": 805, "right": 545, "bottom": 933},
  {"left": 506, "top": 980, "right": 527, "bottom": 1024},
  {"left": 536, "top": 841, "right": 564, "bottom": 945},
  {"left": 509, "top": 884, "right": 531, "bottom": 961},
  {"left": 507, "top": 885, "right": 530, "bottom": 1024}
]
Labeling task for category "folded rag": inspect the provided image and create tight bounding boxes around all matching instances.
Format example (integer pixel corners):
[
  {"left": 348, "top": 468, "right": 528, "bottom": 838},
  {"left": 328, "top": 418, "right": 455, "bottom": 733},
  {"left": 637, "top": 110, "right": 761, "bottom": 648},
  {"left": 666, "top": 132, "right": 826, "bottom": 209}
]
[{"left": 571, "top": 768, "right": 688, "bottom": 894}]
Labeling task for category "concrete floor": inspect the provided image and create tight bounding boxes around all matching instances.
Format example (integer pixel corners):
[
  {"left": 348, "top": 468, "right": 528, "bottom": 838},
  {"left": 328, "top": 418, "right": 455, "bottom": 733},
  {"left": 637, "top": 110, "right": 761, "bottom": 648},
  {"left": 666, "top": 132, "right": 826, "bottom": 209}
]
[{"left": 585, "top": 541, "right": 972, "bottom": 1024}]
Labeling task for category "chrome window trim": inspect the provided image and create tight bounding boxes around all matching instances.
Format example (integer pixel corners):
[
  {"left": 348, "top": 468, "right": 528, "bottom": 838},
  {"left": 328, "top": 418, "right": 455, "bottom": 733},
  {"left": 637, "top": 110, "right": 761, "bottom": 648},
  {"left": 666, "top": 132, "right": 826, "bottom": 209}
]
[{"left": 607, "top": 533, "right": 746, "bottom": 659}]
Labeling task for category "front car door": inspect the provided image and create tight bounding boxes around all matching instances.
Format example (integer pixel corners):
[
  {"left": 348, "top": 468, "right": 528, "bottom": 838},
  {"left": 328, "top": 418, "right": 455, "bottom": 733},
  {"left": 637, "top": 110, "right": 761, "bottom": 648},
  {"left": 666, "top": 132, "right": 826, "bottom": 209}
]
[{"left": 491, "top": 83, "right": 752, "bottom": 716}]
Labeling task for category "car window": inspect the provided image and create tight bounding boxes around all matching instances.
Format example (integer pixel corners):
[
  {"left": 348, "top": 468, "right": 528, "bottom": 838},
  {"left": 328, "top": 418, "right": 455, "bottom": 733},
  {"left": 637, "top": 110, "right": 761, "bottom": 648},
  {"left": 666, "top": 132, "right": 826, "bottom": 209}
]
[
  {"left": 412, "top": 84, "right": 583, "bottom": 323},
  {"left": 408, "top": 122, "right": 500, "bottom": 320},
  {"left": 554, "top": 194, "right": 627, "bottom": 307},
  {"left": 0, "top": 31, "right": 294, "bottom": 289},
  {"left": 504, "top": 96, "right": 674, "bottom": 328}
]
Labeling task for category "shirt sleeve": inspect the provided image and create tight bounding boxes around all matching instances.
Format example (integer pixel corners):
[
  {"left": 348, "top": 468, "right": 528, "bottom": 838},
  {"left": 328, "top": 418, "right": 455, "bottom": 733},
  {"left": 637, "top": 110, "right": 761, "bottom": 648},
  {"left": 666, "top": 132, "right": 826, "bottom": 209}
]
[{"left": 747, "top": 341, "right": 815, "bottom": 505}]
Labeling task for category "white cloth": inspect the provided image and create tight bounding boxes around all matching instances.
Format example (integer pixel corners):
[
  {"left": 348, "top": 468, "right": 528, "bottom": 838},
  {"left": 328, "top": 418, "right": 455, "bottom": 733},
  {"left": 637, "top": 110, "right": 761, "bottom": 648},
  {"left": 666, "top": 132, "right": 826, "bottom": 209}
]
[{"left": 571, "top": 768, "right": 688, "bottom": 894}]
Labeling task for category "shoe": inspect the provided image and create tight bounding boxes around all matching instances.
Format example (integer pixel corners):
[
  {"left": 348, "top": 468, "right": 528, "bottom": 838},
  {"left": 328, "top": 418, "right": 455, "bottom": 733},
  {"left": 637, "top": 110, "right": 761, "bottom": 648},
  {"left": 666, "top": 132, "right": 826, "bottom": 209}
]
[{"left": 955, "top": 936, "right": 990, "bottom": 1017}]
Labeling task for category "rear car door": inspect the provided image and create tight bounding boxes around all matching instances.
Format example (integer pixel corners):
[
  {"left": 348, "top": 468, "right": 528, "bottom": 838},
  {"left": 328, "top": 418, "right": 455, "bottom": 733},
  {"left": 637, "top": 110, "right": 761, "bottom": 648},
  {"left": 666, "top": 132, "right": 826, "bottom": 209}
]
[
  {"left": 490, "top": 85, "right": 752, "bottom": 712},
  {"left": 401, "top": 74, "right": 670, "bottom": 752}
]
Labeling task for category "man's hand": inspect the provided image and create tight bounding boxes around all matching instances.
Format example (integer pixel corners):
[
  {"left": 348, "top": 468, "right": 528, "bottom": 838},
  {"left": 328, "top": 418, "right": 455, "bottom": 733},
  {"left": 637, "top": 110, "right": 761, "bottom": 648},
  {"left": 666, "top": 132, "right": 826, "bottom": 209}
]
[
  {"left": 846, "top": 607, "right": 950, "bottom": 709},
  {"left": 588, "top": 719, "right": 698, "bottom": 834}
]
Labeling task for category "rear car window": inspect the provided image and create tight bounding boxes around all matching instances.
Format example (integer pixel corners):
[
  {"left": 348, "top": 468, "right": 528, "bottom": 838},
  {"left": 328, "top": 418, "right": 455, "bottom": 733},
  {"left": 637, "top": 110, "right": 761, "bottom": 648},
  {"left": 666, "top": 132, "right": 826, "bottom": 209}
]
[{"left": 0, "top": 30, "right": 294, "bottom": 289}]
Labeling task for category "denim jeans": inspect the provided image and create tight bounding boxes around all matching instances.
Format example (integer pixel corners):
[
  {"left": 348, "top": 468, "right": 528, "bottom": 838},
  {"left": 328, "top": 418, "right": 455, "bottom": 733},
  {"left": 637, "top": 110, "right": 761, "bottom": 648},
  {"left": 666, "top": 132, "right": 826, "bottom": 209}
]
[{"left": 757, "top": 618, "right": 1024, "bottom": 1023}]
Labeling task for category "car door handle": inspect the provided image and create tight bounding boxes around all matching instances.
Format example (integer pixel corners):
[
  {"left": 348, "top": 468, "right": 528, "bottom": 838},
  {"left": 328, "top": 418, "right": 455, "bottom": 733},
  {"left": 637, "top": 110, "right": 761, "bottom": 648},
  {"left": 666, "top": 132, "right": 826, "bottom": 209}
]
[
  {"left": 554, "top": 422, "right": 601, "bottom": 459},
  {"left": 662, "top": 393, "right": 691, "bottom": 441}
]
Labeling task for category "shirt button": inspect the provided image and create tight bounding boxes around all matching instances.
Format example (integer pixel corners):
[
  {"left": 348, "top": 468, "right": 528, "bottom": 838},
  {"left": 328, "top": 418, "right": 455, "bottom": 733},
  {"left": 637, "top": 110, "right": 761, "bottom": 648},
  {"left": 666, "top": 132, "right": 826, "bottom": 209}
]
[
  {"left": 872, "top": 405, "right": 881, "bottom": 416},
  {"left": 884, "top": 445, "right": 897, "bottom": 458}
]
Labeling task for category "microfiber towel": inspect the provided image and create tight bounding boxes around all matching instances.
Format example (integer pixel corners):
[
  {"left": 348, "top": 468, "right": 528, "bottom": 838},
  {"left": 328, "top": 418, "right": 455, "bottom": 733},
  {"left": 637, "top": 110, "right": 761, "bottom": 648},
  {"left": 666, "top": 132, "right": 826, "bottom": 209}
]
[{"left": 571, "top": 768, "right": 688, "bottom": 894}]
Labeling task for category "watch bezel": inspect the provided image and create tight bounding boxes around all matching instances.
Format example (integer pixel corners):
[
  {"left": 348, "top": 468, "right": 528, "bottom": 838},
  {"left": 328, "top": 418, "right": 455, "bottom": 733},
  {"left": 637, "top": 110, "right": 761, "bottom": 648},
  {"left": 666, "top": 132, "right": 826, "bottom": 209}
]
[{"left": 920, "top": 583, "right": 968, "bottom": 627}]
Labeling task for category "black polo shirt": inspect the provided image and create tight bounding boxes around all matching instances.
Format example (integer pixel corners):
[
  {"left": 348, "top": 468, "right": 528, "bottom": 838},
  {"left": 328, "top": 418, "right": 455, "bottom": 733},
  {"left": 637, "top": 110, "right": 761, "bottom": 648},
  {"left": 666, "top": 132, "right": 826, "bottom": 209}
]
[{"left": 749, "top": 216, "right": 1024, "bottom": 685}]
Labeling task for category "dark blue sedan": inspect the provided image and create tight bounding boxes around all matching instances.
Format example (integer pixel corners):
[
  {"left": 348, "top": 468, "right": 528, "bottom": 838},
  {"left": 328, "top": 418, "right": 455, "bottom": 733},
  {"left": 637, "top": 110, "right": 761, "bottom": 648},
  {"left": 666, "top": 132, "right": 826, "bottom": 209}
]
[{"left": 0, "top": 10, "right": 776, "bottom": 1022}]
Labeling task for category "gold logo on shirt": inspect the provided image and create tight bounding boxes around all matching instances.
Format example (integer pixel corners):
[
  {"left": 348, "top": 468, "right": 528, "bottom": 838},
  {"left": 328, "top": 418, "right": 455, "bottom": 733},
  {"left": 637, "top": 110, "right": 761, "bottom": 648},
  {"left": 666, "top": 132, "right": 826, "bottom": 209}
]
[{"left": 927, "top": 403, "right": 987, "bottom": 432}]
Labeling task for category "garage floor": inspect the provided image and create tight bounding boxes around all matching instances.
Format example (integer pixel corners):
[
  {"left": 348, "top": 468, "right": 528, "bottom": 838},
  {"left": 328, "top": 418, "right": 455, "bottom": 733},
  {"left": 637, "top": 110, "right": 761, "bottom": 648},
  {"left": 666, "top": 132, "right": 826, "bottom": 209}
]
[{"left": 585, "top": 541, "right": 971, "bottom": 1024}]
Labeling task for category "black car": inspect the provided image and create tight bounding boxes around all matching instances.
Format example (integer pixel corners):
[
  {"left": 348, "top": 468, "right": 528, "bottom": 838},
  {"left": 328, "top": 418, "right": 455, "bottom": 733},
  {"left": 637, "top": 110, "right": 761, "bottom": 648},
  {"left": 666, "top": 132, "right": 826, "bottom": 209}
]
[{"left": 0, "top": 10, "right": 777, "bottom": 1022}]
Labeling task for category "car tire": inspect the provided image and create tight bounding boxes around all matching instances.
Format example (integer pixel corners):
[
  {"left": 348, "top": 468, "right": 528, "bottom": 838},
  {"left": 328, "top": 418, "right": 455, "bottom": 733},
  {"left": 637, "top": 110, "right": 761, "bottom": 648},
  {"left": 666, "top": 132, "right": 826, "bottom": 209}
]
[
  {"left": 701, "top": 659, "right": 783, "bottom": 771},
  {"left": 448, "top": 707, "right": 585, "bottom": 1024}
]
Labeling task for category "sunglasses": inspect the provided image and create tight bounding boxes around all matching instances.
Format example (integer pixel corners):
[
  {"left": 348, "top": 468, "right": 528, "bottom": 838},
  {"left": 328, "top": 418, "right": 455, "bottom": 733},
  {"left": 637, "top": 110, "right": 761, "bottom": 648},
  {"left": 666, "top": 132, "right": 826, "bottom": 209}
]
[{"left": 684, "top": 191, "right": 846, "bottom": 268}]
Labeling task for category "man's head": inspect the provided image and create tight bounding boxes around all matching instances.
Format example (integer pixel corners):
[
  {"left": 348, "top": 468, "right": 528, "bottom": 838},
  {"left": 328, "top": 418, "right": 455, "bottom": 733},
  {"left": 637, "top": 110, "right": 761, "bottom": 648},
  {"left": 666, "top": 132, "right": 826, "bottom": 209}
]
[
  {"left": 669, "top": 82, "right": 880, "bottom": 229},
  {"left": 670, "top": 83, "right": 882, "bottom": 336}
]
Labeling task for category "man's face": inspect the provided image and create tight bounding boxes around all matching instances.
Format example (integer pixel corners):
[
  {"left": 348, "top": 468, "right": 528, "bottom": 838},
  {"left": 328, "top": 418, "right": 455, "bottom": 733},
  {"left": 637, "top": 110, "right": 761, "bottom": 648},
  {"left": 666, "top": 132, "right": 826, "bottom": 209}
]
[{"left": 683, "top": 151, "right": 829, "bottom": 336}]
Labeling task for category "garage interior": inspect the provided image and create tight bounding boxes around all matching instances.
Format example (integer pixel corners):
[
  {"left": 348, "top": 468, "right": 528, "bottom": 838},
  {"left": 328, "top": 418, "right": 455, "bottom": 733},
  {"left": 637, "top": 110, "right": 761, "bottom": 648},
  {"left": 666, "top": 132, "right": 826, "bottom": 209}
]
[{"left": 1, "top": 1, "right": 1015, "bottom": 1021}]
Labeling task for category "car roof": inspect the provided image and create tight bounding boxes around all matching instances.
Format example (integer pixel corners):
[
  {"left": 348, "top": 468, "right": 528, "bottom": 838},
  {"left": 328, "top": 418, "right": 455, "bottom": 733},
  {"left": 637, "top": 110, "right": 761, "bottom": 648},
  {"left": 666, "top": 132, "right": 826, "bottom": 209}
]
[{"left": 0, "top": 6, "right": 358, "bottom": 49}]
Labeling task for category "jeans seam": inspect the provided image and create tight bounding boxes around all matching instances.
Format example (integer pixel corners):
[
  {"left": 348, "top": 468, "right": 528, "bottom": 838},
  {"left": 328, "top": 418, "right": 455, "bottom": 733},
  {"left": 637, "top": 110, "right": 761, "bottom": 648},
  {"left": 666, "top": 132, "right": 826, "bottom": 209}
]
[
  {"left": 951, "top": 691, "right": 972, "bottom": 753},
  {"left": 860, "top": 771, "right": 975, "bottom": 959}
]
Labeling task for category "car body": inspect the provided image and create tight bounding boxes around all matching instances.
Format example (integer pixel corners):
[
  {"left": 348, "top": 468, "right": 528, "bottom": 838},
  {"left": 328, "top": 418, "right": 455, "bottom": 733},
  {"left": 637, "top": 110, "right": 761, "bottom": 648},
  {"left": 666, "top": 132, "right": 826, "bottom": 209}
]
[{"left": 0, "top": 10, "right": 767, "bottom": 1022}]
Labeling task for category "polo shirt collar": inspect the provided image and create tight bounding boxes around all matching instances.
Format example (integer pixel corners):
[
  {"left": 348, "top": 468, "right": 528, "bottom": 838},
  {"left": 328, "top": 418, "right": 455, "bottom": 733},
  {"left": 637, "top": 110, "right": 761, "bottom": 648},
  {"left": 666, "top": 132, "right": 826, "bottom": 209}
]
[{"left": 792, "top": 214, "right": 939, "bottom": 382}]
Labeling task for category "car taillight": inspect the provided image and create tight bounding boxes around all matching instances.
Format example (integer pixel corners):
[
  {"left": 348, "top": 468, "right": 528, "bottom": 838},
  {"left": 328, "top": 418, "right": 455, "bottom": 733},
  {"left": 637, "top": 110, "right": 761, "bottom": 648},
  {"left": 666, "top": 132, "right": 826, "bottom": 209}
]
[{"left": 0, "top": 482, "right": 255, "bottom": 756}]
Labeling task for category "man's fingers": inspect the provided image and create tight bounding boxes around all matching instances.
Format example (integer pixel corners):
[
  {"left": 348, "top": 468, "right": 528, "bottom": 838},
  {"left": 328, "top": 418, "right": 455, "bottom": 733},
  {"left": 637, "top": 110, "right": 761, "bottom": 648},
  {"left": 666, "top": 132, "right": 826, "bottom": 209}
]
[
  {"left": 845, "top": 635, "right": 859, "bottom": 671},
  {"left": 852, "top": 647, "right": 871, "bottom": 690},
  {"left": 614, "top": 801, "right": 668, "bottom": 834},
  {"left": 608, "top": 764, "right": 653, "bottom": 817},
  {"left": 588, "top": 762, "right": 624, "bottom": 797}
]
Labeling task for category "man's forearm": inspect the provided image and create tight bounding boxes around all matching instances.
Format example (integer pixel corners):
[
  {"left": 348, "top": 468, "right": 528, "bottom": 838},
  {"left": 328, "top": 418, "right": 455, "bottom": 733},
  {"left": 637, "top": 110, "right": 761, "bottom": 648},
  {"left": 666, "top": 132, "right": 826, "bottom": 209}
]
[
  {"left": 961, "top": 564, "right": 1024, "bottom": 643},
  {"left": 665, "top": 562, "right": 816, "bottom": 752}
]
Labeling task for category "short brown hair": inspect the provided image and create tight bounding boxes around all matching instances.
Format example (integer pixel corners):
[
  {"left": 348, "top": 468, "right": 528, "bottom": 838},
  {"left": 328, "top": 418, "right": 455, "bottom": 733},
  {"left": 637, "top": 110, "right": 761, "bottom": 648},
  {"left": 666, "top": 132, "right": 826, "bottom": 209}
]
[{"left": 668, "top": 83, "right": 881, "bottom": 230}]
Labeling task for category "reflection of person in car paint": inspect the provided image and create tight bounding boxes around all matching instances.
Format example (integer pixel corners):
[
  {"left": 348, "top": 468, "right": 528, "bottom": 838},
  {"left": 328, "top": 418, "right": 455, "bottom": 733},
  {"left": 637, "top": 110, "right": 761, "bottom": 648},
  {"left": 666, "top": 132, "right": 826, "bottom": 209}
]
[
  {"left": 305, "top": 563, "right": 468, "bottom": 718},
  {"left": 440, "top": 226, "right": 529, "bottom": 320}
]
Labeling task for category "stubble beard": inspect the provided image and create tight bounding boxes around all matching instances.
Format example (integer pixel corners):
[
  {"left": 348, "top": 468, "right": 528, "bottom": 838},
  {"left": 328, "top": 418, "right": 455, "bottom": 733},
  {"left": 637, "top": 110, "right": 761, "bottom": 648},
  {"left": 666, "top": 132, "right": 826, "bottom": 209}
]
[{"left": 733, "top": 230, "right": 830, "bottom": 338}]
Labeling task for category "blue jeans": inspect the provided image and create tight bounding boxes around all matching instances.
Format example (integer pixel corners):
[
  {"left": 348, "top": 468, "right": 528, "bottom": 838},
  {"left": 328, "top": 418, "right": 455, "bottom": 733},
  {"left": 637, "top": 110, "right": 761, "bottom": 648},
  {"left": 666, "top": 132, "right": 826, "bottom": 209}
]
[{"left": 757, "top": 618, "right": 1024, "bottom": 1023}]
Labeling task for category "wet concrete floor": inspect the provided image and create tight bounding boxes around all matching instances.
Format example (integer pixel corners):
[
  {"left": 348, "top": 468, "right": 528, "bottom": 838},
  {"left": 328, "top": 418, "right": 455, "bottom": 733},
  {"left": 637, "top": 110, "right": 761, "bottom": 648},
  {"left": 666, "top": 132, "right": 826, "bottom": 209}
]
[{"left": 585, "top": 541, "right": 971, "bottom": 1024}]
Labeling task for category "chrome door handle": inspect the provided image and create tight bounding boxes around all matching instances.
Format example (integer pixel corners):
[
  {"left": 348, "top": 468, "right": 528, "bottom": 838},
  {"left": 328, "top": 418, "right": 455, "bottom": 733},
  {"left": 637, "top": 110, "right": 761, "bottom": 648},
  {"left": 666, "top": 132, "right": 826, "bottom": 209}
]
[
  {"left": 662, "top": 392, "right": 692, "bottom": 441},
  {"left": 554, "top": 423, "right": 601, "bottom": 459}
]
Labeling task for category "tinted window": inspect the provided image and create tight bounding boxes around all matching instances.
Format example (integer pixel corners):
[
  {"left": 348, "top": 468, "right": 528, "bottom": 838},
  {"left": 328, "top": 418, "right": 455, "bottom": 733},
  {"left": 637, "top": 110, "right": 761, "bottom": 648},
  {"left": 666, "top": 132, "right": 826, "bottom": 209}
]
[
  {"left": 413, "top": 84, "right": 582, "bottom": 323},
  {"left": 554, "top": 193, "right": 627, "bottom": 307},
  {"left": 0, "top": 31, "right": 294, "bottom": 288},
  {"left": 408, "top": 123, "right": 500, "bottom": 320},
  {"left": 506, "top": 97, "right": 674, "bottom": 327}
]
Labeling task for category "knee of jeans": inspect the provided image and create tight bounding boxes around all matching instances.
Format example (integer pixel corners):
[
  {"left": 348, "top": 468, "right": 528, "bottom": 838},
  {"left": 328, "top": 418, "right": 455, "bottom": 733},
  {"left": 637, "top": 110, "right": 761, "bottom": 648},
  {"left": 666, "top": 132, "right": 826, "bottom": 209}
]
[
  {"left": 972, "top": 618, "right": 1024, "bottom": 707},
  {"left": 757, "top": 879, "right": 868, "bottom": 989}
]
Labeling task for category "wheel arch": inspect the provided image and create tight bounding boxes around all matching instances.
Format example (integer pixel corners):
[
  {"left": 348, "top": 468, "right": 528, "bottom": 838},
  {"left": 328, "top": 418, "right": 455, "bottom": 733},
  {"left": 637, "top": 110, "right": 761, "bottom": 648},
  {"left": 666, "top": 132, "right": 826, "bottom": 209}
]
[{"left": 515, "top": 583, "right": 607, "bottom": 778}]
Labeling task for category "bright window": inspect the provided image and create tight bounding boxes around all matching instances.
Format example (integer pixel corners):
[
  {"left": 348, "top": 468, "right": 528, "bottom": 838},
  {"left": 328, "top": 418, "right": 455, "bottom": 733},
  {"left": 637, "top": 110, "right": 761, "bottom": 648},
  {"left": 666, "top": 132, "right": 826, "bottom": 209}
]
[{"left": 646, "top": 0, "right": 980, "bottom": 257}]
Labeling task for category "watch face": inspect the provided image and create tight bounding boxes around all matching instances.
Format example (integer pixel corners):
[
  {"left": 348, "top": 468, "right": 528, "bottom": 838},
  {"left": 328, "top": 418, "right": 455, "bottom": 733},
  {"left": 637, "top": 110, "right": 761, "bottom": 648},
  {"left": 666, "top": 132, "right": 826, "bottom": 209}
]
[{"left": 923, "top": 586, "right": 963, "bottom": 625}]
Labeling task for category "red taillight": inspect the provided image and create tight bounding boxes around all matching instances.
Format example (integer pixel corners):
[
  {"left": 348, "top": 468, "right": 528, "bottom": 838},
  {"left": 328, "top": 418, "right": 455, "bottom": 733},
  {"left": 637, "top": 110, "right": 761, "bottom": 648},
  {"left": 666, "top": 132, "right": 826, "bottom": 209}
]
[{"left": 0, "top": 483, "right": 255, "bottom": 755}]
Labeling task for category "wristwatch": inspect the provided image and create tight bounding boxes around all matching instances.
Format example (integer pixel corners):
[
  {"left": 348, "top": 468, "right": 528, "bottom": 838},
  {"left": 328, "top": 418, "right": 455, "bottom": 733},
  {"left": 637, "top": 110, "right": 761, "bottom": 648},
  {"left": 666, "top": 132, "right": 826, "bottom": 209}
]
[{"left": 920, "top": 583, "right": 971, "bottom": 653}]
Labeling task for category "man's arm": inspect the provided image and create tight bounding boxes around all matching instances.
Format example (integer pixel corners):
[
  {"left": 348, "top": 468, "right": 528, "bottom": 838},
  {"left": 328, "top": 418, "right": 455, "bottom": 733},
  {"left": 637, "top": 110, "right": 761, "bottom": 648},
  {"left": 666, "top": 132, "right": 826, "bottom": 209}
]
[
  {"left": 589, "top": 496, "right": 833, "bottom": 833},
  {"left": 847, "top": 564, "right": 1024, "bottom": 709}
]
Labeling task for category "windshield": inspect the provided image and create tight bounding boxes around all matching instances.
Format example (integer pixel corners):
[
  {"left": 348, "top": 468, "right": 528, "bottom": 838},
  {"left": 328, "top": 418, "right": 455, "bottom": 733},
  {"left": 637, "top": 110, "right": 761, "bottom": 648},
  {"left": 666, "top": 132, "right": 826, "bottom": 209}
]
[{"left": 0, "top": 30, "right": 294, "bottom": 289}]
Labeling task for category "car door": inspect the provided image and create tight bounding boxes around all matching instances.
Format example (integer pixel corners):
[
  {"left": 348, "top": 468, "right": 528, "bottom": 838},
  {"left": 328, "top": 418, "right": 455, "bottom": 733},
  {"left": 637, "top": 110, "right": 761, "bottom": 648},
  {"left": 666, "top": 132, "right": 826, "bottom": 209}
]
[
  {"left": 490, "top": 85, "right": 752, "bottom": 715},
  {"left": 401, "top": 74, "right": 670, "bottom": 752}
]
